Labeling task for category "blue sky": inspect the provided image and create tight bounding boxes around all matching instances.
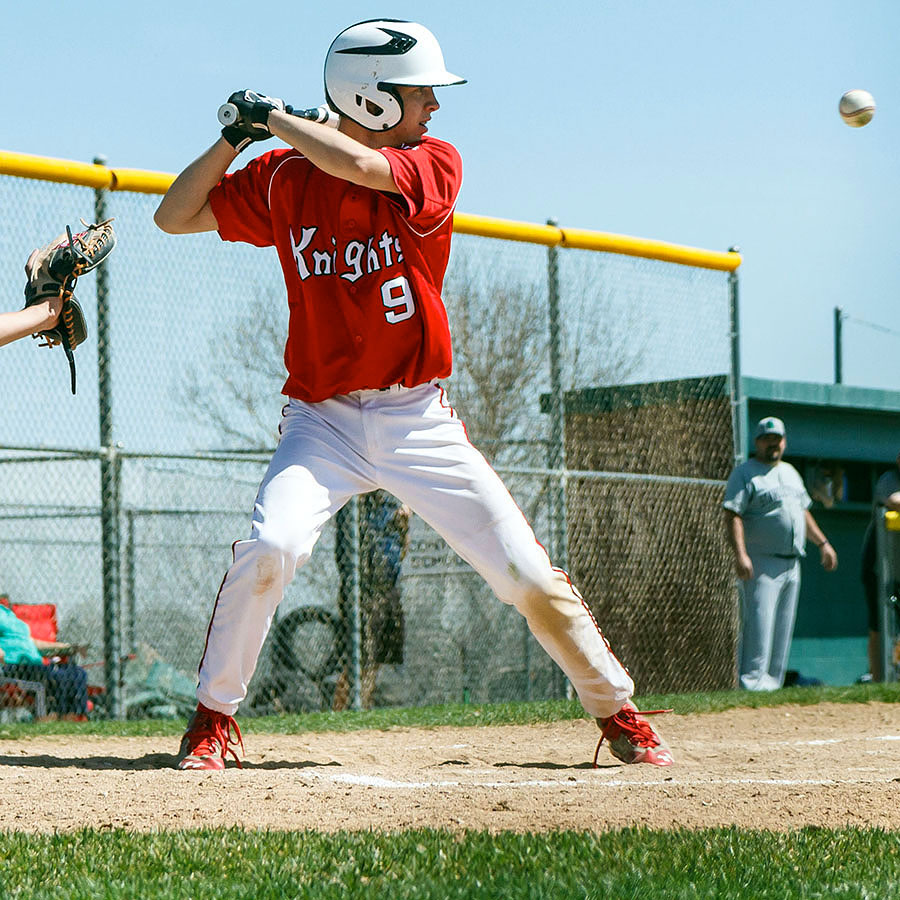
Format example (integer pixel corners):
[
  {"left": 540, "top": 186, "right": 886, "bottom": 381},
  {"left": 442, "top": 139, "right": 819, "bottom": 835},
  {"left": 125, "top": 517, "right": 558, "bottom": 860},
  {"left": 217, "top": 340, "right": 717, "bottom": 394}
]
[{"left": 5, "top": 0, "right": 899, "bottom": 391}]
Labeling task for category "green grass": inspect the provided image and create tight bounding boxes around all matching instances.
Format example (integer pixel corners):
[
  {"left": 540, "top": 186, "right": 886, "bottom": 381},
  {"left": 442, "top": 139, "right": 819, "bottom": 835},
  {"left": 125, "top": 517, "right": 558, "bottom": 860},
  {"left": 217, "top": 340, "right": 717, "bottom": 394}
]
[
  {"left": 0, "top": 827, "right": 898, "bottom": 899},
  {"left": 2, "top": 685, "right": 899, "bottom": 898}
]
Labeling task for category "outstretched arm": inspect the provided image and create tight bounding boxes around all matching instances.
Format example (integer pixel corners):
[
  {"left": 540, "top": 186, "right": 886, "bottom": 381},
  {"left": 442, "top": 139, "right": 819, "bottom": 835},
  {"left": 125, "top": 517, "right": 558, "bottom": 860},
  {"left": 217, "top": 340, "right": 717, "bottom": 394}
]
[
  {"left": 0, "top": 299, "right": 62, "bottom": 348},
  {"left": 154, "top": 140, "right": 237, "bottom": 234}
]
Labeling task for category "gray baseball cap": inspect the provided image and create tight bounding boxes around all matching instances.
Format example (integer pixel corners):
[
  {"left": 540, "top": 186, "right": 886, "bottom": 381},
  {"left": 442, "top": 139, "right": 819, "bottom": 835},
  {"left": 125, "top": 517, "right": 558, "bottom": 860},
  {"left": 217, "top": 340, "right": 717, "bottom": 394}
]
[{"left": 755, "top": 416, "right": 786, "bottom": 439}]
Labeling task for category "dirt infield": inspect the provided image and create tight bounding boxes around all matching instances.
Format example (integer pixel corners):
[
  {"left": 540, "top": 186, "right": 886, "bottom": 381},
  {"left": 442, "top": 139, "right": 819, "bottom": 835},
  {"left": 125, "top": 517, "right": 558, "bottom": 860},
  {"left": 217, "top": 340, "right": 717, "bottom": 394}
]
[{"left": 0, "top": 703, "right": 897, "bottom": 832}]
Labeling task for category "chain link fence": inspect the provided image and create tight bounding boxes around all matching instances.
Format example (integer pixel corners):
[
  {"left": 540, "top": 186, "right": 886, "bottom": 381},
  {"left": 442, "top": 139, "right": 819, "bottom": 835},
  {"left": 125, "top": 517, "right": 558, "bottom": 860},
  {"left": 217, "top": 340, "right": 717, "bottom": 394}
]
[{"left": 0, "top": 158, "right": 740, "bottom": 719}]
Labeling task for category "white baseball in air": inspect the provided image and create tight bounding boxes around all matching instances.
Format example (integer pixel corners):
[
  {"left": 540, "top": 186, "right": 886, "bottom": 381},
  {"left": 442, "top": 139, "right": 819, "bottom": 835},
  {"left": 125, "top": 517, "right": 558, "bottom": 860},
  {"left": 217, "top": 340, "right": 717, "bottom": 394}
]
[{"left": 839, "top": 89, "right": 875, "bottom": 127}]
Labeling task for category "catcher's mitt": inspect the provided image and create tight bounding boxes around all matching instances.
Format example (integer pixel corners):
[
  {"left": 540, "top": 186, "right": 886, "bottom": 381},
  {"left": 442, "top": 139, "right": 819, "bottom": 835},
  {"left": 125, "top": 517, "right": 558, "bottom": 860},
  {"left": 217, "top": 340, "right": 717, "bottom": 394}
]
[{"left": 24, "top": 218, "right": 116, "bottom": 394}]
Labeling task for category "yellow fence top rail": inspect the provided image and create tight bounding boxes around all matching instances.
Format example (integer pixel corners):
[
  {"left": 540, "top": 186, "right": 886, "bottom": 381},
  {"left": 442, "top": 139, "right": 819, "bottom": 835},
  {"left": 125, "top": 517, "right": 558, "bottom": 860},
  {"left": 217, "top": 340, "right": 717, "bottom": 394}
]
[
  {"left": 1, "top": 149, "right": 741, "bottom": 270},
  {"left": 0, "top": 150, "right": 176, "bottom": 195}
]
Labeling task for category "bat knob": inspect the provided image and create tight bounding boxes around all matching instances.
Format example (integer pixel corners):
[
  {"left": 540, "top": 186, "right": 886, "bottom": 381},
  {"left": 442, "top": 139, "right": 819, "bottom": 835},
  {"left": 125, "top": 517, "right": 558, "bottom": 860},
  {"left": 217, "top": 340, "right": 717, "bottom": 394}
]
[{"left": 217, "top": 102, "right": 240, "bottom": 126}]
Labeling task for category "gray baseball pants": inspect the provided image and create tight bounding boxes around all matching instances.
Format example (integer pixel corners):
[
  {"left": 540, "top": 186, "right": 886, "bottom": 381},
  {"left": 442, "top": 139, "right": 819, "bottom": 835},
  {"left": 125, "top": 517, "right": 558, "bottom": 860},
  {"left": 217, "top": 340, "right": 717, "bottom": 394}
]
[{"left": 738, "top": 555, "right": 801, "bottom": 691}]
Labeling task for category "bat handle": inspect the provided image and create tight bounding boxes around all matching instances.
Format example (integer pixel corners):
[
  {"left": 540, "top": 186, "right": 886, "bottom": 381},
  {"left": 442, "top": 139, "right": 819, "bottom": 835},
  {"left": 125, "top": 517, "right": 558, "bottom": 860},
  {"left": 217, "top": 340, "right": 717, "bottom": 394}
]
[
  {"left": 217, "top": 102, "right": 240, "bottom": 126},
  {"left": 217, "top": 101, "right": 339, "bottom": 128},
  {"left": 289, "top": 105, "right": 340, "bottom": 128}
]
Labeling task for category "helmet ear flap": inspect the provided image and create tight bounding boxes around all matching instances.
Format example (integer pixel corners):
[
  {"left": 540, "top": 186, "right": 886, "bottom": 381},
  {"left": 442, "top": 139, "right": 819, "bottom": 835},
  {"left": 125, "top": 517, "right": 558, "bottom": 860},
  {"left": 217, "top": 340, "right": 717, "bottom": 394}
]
[
  {"left": 354, "top": 85, "right": 403, "bottom": 130},
  {"left": 326, "top": 84, "right": 402, "bottom": 131},
  {"left": 373, "top": 83, "right": 403, "bottom": 130}
]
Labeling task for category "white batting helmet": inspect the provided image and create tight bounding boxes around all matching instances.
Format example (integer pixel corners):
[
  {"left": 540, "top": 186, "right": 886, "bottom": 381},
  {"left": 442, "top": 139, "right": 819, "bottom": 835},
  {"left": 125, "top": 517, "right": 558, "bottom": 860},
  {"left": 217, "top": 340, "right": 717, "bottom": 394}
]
[{"left": 324, "top": 19, "right": 466, "bottom": 131}]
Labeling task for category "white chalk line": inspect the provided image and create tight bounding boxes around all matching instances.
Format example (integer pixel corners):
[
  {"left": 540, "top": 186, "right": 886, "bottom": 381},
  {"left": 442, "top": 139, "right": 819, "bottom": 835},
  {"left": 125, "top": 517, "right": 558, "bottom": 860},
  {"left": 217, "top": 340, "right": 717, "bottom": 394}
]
[
  {"left": 298, "top": 734, "right": 900, "bottom": 790},
  {"left": 302, "top": 771, "right": 898, "bottom": 790},
  {"left": 782, "top": 735, "right": 900, "bottom": 746},
  {"left": 790, "top": 739, "right": 841, "bottom": 745}
]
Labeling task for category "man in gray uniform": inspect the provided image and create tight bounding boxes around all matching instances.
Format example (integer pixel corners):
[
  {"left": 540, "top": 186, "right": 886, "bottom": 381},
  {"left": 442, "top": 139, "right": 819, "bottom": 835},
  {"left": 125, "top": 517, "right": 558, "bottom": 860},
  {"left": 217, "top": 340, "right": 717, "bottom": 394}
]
[{"left": 723, "top": 417, "right": 838, "bottom": 690}]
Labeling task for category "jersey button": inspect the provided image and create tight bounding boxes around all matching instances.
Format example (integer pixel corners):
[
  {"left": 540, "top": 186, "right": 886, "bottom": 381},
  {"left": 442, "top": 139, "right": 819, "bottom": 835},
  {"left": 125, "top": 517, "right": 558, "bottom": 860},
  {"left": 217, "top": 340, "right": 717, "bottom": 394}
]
[
  {"left": 354, "top": 335, "right": 363, "bottom": 344},
  {"left": 346, "top": 219, "right": 357, "bottom": 229}
]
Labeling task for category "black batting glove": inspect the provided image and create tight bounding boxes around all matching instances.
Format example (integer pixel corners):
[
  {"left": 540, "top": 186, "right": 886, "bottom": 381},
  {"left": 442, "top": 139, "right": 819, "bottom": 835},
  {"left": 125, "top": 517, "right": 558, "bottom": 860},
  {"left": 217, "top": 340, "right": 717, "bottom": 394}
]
[
  {"left": 219, "top": 90, "right": 287, "bottom": 153},
  {"left": 221, "top": 124, "right": 272, "bottom": 153},
  {"left": 228, "top": 90, "right": 286, "bottom": 131}
]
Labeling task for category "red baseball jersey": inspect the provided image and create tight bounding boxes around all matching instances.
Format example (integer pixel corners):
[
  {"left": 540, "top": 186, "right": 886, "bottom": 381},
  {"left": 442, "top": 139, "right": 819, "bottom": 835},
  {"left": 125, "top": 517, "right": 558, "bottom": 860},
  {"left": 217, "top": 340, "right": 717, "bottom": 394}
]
[{"left": 209, "top": 136, "right": 463, "bottom": 401}]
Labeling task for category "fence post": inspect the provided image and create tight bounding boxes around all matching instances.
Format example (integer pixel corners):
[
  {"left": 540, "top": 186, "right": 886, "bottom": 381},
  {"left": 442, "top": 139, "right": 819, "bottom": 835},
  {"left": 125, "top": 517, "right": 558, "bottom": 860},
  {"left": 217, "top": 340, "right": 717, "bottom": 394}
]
[
  {"left": 834, "top": 306, "right": 843, "bottom": 385},
  {"left": 125, "top": 509, "right": 136, "bottom": 657},
  {"left": 94, "top": 156, "right": 124, "bottom": 719},
  {"left": 728, "top": 247, "right": 745, "bottom": 467},
  {"left": 347, "top": 497, "right": 362, "bottom": 709},
  {"left": 545, "top": 219, "right": 568, "bottom": 571},
  {"left": 335, "top": 498, "right": 362, "bottom": 710},
  {"left": 546, "top": 218, "right": 569, "bottom": 698}
]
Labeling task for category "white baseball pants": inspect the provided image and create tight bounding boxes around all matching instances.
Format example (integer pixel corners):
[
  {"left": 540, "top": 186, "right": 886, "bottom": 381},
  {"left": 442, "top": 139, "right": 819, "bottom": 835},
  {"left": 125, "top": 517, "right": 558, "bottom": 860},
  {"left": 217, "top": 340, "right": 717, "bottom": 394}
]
[
  {"left": 738, "top": 555, "right": 801, "bottom": 691},
  {"left": 196, "top": 381, "right": 634, "bottom": 719}
]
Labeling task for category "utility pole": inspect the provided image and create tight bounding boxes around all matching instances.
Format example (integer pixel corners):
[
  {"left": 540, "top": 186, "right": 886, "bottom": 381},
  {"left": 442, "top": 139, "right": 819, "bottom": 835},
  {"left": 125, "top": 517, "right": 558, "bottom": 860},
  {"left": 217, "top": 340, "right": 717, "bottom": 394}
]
[{"left": 834, "top": 306, "right": 843, "bottom": 385}]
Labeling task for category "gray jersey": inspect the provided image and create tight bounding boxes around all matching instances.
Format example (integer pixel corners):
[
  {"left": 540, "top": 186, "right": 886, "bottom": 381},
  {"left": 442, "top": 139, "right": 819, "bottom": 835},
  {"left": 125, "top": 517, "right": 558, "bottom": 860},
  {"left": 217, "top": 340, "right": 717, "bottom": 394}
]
[{"left": 723, "top": 458, "right": 811, "bottom": 558}]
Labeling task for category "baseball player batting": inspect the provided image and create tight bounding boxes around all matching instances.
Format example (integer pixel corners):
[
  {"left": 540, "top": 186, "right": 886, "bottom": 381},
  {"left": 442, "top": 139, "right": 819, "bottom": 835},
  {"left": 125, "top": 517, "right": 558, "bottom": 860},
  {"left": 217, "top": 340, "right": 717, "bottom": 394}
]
[{"left": 155, "top": 18, "right": 673, "bottom": 770}]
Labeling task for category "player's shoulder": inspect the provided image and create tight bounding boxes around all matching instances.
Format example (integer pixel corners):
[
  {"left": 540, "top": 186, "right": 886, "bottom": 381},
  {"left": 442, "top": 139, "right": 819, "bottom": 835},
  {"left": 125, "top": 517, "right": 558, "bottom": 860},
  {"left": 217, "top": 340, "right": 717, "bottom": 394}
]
[
  {"left": 240, "top": 147, "right": 307, "bottom": 176},
  {"left": 733, "top": 458, "right": 762, "bottom": 477},
  {"left": 230, "top": 148, "right": 313, "bottom": 202},
  {"left": 419, "top": 135, "right": 459, "bottom": 153},
  {"left": 398, "top": 135, "right": 461, "bottom": 164},
  {"left": 733, "top": 458, "right": 774, "bottom": 489},
  {"left": 778, "top": 460, "right": 804, "bottom": 480},
  {"left": 724, "top": 461, "right": 753, "bottom": 497}
]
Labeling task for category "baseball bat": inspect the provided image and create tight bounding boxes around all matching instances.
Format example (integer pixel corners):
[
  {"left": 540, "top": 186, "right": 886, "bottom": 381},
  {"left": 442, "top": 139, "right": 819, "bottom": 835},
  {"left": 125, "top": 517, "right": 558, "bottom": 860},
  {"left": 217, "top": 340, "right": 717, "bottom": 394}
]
[{"left": 217, "top": 102, "right": 339, "bottom": 128}]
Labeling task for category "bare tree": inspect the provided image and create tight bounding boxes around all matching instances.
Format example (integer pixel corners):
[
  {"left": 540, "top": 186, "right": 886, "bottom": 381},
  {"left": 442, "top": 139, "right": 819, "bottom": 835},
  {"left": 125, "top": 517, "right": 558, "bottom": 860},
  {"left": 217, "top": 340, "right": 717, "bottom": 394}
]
[
  {"left": 558, "top": 259, "right": 645, "bottom": 391},
  {"left": 441, "top": 260, "right": 548, "bottom": 467},
  {"left": 441, "top": 255, "right": 645, "bottom": 469},
  {"left": 176, "top": 286, "right": 288, "bottom": 449}
]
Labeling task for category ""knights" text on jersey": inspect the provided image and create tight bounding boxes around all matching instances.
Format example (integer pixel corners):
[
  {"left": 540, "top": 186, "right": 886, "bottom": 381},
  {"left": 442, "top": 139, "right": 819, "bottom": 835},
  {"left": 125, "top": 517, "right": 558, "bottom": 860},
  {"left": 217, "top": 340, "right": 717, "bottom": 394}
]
[{"left": 289, "top": 226, "right": 405, "bottom": 283}]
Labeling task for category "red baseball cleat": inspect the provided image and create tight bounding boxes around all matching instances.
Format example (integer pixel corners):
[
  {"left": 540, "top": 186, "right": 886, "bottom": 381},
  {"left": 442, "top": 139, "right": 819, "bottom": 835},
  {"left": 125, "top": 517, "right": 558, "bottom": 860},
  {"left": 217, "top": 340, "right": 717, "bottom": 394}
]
[
  {"left": 594, "top": 701, "right": 674, "bottom": 767},
  {"left": 177, "top": 704, "right": 244, "bottom": 770}
]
